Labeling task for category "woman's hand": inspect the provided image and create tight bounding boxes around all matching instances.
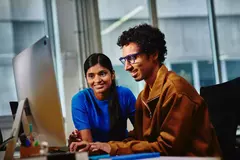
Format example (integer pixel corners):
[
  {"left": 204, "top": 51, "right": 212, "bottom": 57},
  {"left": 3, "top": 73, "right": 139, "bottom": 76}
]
[
  {"left": 68, "top": 129, "right": 81, "bottom": 148},
  {"left": 69, "top": 141, "right": 90, "bottom": 152},
  {"left": 89, "top": 142, "right": 111, "bottom": 154},
  {"left": 69, "top": 129, "right": 81, "bottom": 142},
  {"left": 70, "top": 129, "right": 81, "bottom": 141}
]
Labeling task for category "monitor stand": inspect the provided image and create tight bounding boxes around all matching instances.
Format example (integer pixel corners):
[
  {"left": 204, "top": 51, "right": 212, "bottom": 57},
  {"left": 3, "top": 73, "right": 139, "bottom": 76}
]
[{"left": 4, "top": 98, "right": 28, "bottom": 160}]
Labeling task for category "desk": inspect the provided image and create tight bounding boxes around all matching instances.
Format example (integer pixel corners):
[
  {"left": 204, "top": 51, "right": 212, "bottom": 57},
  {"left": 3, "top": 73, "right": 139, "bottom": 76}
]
[
  {"left": 94, "top": 152, "right": 160, "bottom": 160},
  {"left": 89, "top": 153, "right": 220, "bottom": 160},
  {"left": 97, "top": 156, "right": 220, "bottom": 160},
  {"left": 142, "top": 157, "right": 220, "bottom": 160},
  {"left": 0, "top": 151, "right": 221, "bottom": 160},
  {"left": 1, "top": 151, "right": 88, "bottom": 160}
]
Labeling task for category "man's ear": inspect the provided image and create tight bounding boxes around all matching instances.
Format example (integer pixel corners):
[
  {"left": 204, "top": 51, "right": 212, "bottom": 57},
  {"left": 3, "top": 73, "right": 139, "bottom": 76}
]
[{"left": 151, "top": 52, "right": 158, "bottom": 61}]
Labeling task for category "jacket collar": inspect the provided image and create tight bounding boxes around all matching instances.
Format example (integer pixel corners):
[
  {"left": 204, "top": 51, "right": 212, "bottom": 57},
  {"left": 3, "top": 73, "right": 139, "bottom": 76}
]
[{"left": 141, "top": 64, "right": 169, "bottom": 102}]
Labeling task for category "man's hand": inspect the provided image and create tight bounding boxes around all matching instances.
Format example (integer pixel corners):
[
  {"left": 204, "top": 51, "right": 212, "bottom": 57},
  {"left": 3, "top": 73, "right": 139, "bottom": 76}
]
[
  {"left": 69, "top": 141, "right": 90, "bottom": 152},
  {"left": 89, "top": 142, "right": 111, "bottom": 154}
]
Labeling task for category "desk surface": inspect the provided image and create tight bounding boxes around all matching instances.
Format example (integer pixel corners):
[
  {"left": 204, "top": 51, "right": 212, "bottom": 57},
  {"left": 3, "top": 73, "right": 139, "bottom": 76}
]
[
  {"left": 142, "top": 157, "right": 220, "bottom": 160},
  {"left": 0, "top": 151, "right": 221, "bottom": 160}
]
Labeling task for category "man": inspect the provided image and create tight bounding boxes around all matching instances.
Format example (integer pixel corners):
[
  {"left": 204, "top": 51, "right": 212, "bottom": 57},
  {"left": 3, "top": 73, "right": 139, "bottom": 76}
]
[{"left": 75, "top": 24, "right": 222, "bottom": 157}]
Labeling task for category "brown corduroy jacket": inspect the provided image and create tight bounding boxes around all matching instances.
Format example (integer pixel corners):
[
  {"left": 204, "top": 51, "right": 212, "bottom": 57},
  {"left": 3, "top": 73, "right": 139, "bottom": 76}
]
[{"left": 108, "top": 65, "right": 222, "bottom": 157}]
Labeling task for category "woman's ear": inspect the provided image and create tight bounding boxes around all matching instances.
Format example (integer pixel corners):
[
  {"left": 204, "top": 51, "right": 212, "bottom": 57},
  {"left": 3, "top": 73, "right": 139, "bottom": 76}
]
[{"left": 112, "top": 70, "right": 116, "bottom": 80}]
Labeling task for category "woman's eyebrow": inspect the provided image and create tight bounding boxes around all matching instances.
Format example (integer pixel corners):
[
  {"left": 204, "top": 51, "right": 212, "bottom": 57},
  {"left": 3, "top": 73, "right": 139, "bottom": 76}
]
[
  {"left": 99, "top": 70, "right": 107, "bottom": 72},
  {"left": 88, "top": 69, "right": 107, "bottom": 74}
]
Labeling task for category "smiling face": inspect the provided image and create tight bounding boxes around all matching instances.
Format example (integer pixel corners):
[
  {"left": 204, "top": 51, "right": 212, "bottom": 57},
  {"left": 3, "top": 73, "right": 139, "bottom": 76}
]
[
  {"left": 122, "top": 42, "right": 159, "bottom": 84},
  {"left": 86, "top": 63, "right": 114, "bottom": 96}
]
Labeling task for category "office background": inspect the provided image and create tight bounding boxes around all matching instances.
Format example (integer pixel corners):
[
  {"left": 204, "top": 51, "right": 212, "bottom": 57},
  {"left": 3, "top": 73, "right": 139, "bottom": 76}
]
[{"left": 0, "top": 0, "right": 240, "bottom": 141}]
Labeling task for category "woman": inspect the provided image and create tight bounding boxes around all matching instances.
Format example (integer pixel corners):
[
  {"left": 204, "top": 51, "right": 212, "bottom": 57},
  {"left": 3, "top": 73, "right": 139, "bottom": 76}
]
[{"left": 69, "top": 53, "right": 136, "bottom": 152}]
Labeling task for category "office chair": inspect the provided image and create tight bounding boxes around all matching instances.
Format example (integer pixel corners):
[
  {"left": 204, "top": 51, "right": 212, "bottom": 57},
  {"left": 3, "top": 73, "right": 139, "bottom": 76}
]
[{"left": 200, "top": 77, "right": 240, "bottom": 160}]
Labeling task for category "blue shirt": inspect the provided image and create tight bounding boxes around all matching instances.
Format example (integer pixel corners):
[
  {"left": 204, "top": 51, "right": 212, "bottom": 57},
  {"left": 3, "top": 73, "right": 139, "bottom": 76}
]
[{"left": 72, "top": 86, "right": 136, "bottom": 142}]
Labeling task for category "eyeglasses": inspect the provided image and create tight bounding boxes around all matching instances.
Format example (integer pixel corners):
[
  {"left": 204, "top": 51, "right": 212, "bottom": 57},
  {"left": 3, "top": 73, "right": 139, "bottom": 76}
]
[{"left": 119, "top": 52, "right": 142, "bottom": 65}]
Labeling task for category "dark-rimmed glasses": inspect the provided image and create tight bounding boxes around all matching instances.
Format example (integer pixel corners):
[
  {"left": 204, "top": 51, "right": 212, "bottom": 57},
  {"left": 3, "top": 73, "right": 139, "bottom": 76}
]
[{"left": 119, "top": 52, "right": 142, "bottom": 65}]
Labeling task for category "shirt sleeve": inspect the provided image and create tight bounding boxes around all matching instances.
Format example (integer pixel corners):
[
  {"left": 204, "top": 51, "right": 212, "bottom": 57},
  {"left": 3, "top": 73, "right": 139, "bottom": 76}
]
[
  {"left": 108, "top": 93, "right": 212, "bottom": 156},
  {"left": 126, "top": 88, "right": 136, "bottom": 125},
  {"left": 71, "top": 94, "right": 91, "bottom": 130}
]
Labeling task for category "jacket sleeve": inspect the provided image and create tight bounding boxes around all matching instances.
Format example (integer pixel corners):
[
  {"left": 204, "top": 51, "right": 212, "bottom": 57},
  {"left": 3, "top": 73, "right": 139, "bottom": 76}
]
[{"left": 108, "top": 93, "right": 210, "bottom": 156}]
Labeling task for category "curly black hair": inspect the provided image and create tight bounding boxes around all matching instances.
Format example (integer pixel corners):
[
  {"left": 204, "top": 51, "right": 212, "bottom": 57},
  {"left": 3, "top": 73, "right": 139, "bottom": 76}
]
[{"left": 117, "top": 23, "right": 167, "bottom": 63}]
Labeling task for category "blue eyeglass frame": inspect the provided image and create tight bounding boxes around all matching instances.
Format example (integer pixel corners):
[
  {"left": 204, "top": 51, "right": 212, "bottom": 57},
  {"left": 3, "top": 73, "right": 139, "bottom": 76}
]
[{"left": 119, "top": 52, "right": 142, "bottom": 65}]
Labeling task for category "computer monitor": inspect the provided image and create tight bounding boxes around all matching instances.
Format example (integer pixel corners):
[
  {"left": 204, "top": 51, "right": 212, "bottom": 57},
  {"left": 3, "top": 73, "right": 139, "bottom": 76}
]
[
  {"left": 13, "top": 35, "right": 66, "bottom": 146},
  {"left": 4, "top": 36, "right": 66, "bottom": 160}
]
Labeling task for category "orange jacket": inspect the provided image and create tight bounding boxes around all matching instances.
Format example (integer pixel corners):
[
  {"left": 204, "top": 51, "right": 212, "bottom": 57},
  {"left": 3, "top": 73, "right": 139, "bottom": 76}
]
[{"left": 108, "top": 65, "right": 221, "bottom": 157}]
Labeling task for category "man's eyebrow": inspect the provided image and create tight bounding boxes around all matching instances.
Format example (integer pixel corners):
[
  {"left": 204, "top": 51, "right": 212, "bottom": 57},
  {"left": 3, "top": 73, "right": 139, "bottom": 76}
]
[{"left": 121, "top": 54, "right": 132, "bottom": 59}]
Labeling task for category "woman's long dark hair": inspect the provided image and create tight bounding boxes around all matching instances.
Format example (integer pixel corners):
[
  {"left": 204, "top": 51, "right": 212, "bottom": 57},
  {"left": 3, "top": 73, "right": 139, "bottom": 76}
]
[{"left": 84, "top": 53, "right": 121, "bottom": 131}]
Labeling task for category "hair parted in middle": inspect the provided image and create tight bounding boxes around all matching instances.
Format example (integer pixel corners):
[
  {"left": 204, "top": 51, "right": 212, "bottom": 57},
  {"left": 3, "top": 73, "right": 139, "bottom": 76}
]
[{"left": 83, "top": 53, "right": 121, "bottom": 132}]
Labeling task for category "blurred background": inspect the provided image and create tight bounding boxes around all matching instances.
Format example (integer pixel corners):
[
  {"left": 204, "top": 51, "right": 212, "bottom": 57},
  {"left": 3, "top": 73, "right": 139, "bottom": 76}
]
[{"left": 0, "top": 0, "right": 239, "bottom": 140}]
